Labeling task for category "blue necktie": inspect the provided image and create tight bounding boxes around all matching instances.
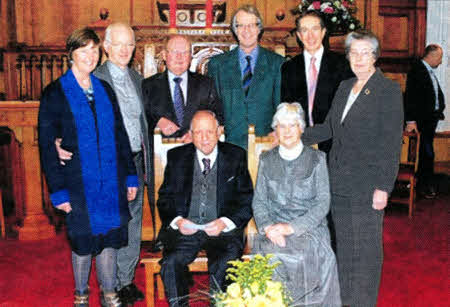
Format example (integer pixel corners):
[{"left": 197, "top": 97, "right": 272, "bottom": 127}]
[
  {"left": 173, "top": 77, "right": 185, "bottom": 126},
  {"left": 242, "top": 56, "right": 252, "bottom": 97}
]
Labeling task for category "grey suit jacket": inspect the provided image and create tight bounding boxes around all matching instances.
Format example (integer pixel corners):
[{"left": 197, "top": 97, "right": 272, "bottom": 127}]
[
  {"left": 302, "top": 69, "right": 404, "bottom": 197},
  {"left": 94, "top": 62, "right": 151, "bottom": 186}
]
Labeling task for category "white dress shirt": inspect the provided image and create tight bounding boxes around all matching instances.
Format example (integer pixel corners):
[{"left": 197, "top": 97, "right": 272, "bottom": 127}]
[{"left": 304, "top": 46, "right": 324, "bottom": 86}]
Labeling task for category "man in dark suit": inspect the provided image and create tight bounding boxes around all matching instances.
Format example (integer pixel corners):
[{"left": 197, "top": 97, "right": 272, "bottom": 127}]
[
  {"left": 404, "top": 44, "right": 445, "bottom": 198},
  {"left": 157, "top": 111, "right": 253, "bottom": 307},
  {"left": 281, "top": 11, "right": 353, "bottom": 152},
  {"left": 142, "top": 35, "right": 223, "bottom": 142},
  {"left": 208, "top": 4, "right": 284, "bottom": 149},
  {"left": 55, "top": 22, "right": 150, "bottom": 305}
]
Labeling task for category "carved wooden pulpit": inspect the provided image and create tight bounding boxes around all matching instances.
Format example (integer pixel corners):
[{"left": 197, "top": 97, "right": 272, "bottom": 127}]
[{"left": 0, "top": 101, "right": 55, "bottom": 240}]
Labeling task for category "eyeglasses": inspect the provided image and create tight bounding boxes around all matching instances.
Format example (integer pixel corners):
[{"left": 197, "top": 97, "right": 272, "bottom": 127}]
[
  {"left": 108, "top": 42, "right": 136, "bottom": 48},
  {"left": 167, "top": 50, "right": 191, "bottom": 56},
  {"left": 349, "top": 49, "right": 373, "bottom": 58},
  {"left": 235, "top": 23, "right": 259, "bottom": 30}
]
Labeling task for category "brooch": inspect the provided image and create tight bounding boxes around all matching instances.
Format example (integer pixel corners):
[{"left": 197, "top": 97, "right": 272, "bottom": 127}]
[{"left": 365, "top": 88, "right": 371, "bottom": 95}]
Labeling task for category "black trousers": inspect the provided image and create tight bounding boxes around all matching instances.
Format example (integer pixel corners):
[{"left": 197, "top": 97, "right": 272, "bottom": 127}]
[
  {"left": 159, "top": 229, "right": 244, "bottom": 307},
  {"left": 417, "top": 119, "right": 438, "bottom": 189}
]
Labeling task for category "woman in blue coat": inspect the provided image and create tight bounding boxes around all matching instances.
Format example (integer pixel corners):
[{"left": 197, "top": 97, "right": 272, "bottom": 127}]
[{"left": 38, "top": 28, "right": 138, "bottom": 307}]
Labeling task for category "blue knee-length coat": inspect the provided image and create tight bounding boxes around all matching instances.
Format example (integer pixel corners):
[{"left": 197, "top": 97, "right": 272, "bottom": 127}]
[{"left": 38, "top": 70, "right": 138, "bottom": 255}]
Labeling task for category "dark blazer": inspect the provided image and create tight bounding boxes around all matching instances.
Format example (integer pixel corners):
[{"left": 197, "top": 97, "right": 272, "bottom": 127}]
[
  {"left": 281, "top": 50, "right": 353, "bottom": 127},
  {"left": 404, "top": 59, "right": 445, "bottom": 125},
  {"left": 157, "top": 142, "right": 253, "bottom": 236},
  {"left": 142, "top": 70, "right": 224, "bottom": 138},
  {"left": 302, "top": 69, "right": 404, "bottom": 197},
  {"left": 208, "top": 46, "right": 284, "bottom": 149},
  {"left": 94, "top": 62, "right": 152, "bottom": 185}
]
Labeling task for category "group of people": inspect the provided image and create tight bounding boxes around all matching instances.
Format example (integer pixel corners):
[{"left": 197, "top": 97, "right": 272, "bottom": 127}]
[{"left": 37, "top": 3, "right": 445, "bottom": 307}]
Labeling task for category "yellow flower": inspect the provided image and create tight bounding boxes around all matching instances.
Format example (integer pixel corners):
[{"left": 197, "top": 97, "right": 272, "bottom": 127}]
[
  {"left": 226, "top": 282, "right": 241, "bottom": 298},
  {"left": 223, "top": 297, "right": 245, "bottom": 307},
  {"left": 250, "top": 281, "right": 260, "bottom": 295},
  {"left": 266, "top": 280, "right": 282, "bottom": 291},
  {"left": 247, "top": 295, "right": 271, "bottom": 307},
  {"left": 242, "top": 288, "right": 252, "bottom": 300}
]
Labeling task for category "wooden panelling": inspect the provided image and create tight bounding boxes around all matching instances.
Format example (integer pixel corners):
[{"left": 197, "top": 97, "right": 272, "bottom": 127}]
[{"left": 378, "top": 0, "right": 426, "bottom": 57}]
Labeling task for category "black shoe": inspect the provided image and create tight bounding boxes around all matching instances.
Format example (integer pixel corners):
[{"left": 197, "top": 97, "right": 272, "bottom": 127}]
[
  {"left": 118, "top": 283, "right": 144, "bottom": 305},
  {"left": 422, "top": 186, "right": 437, "bottom": 199}
]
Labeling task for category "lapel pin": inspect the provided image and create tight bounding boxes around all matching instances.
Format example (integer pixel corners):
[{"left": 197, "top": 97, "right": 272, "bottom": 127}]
[{"left": 365, "top": 88, "right": 371, "bottom": 95}]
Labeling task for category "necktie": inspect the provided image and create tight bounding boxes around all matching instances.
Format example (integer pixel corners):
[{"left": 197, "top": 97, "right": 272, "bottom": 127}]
[
  {"left": 173, "top": 77, "right": 185, "bottom": 126},
  {"left": 242, "top": 55, "right": 252, "bottom": 97},
  {"left": 202, "top": 158, "right": 211, "bottom": 176},
  {"left": 308, "top": 56, "right": 318, "bottom": 126}
]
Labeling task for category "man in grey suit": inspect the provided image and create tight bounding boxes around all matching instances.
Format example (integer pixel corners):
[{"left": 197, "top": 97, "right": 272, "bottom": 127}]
[{"left": 56, "top": 22, "right": 150, "bottom": 305}]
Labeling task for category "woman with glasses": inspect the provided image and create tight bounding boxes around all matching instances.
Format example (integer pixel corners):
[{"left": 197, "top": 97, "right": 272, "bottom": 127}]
[
  {"left": 302, "top": 30, "right": 404, "bottom": 307},
  {"left": 38, "top": 27, "right": 138, "bottom": 307}
]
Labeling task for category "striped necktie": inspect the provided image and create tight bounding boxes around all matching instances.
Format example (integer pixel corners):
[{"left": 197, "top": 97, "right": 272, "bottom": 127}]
[
  {"left": 173, "top": 77, "right": 185, "bottom": 126},
  {"left": 242, "top": 55, "right": 252, "bottom": 97}
]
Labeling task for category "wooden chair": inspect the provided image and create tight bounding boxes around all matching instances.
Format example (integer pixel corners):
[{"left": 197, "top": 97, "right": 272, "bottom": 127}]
[
  {"left": 390, "top": 132, "right": 420, "bottom": 218},
  {"left": 140, "top": 126, "right": 272, "bottom": 307}
]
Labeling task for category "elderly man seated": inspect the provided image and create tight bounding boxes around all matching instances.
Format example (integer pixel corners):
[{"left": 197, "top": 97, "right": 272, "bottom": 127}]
[{"left": 157, "top": 110, "right": 253, "bottom": 307}]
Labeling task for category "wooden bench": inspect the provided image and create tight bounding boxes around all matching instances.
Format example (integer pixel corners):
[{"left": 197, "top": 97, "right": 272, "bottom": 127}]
[{"left": 140, "top": 125, "right": 274, "bottom": 307}]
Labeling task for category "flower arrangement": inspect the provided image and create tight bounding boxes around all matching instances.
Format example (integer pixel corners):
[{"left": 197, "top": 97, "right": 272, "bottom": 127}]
[
  {"left": 213, "top": 254, "right": 290, "bottom": 307},
  {"left": 293, "top": 0, "right": 362, "bottom": 34}
]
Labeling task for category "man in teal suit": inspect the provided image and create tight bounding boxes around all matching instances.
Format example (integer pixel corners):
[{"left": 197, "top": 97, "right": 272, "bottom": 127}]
[{"left": 208, "top": 4, "right": 284, "bottom": 149}]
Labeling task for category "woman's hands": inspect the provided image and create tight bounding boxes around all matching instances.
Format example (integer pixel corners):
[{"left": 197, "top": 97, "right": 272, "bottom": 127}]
[{"left": 264, "top": 223, "right": 294, "bottom": 247}]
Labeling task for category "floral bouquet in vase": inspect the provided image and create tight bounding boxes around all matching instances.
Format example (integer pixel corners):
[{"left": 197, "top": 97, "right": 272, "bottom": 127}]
[
  {"left": 293, "top": 0, "right": 362, "bottom": 34},
  {"left": 213, "top": 254, "right": 290, "bottom": 307}
]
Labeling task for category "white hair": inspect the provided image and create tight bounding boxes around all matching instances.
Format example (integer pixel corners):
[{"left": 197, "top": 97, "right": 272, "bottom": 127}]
[
  {"left": 104, "top": 22, "right": 135, "bottom": 43},
  {"left": 271, "top": 102, "right": 306, "bottom": 130}
]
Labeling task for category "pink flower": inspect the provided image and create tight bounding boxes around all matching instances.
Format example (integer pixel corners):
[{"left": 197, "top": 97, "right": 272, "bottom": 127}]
[
  {"left": 324, "top": 7, "right": 334, "bottom": 13},
  {"left": 312, "top": 1, "right": 321, "bottom": 10},
  {"left": 342, "top": 1, "right": 349, "bottom": 8}
]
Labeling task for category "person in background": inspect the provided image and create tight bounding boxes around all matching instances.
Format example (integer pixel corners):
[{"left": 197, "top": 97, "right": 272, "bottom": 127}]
[
  {"left": 302, "top": 30, "right": 404, "bottom": 307},
  {"left": 281, "top": 10, "right": 353, "bottom": 153},
  {"left": 404, "top": 44, "right": 445, "bottom": 199},
  {"left": 55, "top": 22, "right": 151, "bottom": 305},
  {"left": 39, "top": 27, "right": 138, "bottom": 307},
  {"left": 252, "top": 103, "right": 341, "bottom": 306},
  {"left": 208, "top": 4, "right": 284, "bottom": 149}
]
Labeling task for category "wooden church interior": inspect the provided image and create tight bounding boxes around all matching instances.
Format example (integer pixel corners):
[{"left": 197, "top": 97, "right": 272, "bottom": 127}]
[{"left": 0, "top": 0, "right": 448, "bottom": 305}]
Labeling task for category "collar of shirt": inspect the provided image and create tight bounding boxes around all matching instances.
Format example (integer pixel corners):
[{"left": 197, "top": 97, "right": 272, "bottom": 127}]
[
  {"left": 304, "top": 45, "right": 324, "bottom": 75},
  {"left": 107, "top": 60, "right": 129, "bottom": 81},
  {"left": 239, "top": 46, "right": 259, "bottom": 77},
  {"left": 279, "top": 141, "right": 304, "bottom": 161},
  {"left": 168, "top": 70, "right": 188, "bottom": 104},
  {"left": 196, "top": 145, "right": 218, "bottom": 172}
]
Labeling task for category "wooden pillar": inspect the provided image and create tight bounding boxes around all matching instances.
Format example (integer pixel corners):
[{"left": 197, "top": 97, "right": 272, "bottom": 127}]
[{"left": 0, "top": 101, "right": 56, "bottom": 240}]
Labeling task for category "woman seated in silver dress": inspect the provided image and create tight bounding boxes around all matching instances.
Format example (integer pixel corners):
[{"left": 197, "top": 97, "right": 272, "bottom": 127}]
[{"left": 252, "top": 103, "right": 341, "bottom": 306}]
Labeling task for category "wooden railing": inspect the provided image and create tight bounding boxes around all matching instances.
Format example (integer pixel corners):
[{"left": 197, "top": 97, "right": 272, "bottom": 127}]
[{"left": 2, "top": 48, "right": 69, "bottom": 100}]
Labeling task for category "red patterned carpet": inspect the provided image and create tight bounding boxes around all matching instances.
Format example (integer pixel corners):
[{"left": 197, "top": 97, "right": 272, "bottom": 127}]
[{"left": 0, "top": 192, "right": 448, "bottom": 307}]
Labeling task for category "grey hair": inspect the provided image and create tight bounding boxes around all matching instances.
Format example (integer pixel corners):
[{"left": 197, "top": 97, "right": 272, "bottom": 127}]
[
  {"left": 344, "top": 30, "right": 380, "bottom": 60},
  {"left": 104, "top": 22, "right": 135, "bottom": 43},
  {"left": 190, "top": 110, "right": 220, "bottom": 131},
  {"left": 230, "top": 5, "right": 264, "bottom": 39},
  {"left": 271, "top": 102, "right": 306, "bottom": 130}
]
